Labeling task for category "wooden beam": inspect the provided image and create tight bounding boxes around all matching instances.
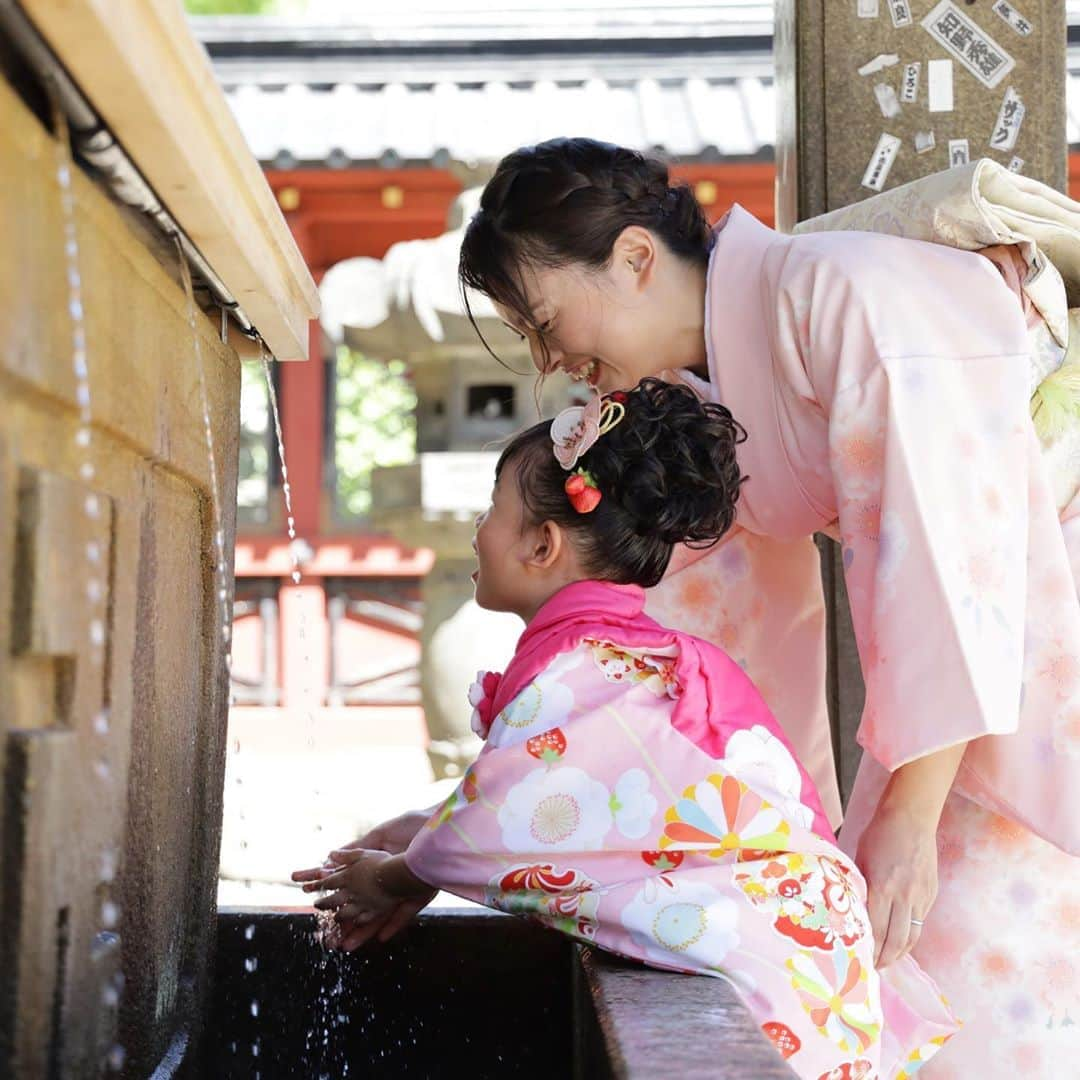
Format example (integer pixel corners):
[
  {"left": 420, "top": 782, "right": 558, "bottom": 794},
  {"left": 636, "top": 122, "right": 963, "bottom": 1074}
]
[{"left": 19, "top": 0, "right": 319, "bottom": 360}]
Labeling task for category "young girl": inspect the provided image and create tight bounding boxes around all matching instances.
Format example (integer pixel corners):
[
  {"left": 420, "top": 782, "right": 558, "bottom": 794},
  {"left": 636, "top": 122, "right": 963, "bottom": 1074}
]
[{"left": 293, "top": 379, "right": 957, "bottom": 1080}]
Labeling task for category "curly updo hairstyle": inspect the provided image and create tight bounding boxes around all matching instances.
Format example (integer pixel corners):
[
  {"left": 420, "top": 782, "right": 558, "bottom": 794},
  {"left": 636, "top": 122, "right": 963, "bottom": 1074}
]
[
  {"left": 496, "top": 378, "right": 746, "bottom": 589},
  {"left": 459, "top": 138, "right": 713, "bottom": 356}
]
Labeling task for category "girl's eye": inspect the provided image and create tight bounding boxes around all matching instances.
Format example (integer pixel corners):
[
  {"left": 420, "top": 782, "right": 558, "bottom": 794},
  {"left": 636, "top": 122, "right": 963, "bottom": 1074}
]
[{"left": 538, "top": 319, "right": 553, "bottom": 335}]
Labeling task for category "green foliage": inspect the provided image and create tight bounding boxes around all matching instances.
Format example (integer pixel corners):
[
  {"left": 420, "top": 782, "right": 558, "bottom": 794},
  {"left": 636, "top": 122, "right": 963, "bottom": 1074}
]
[
  {"left": 184, "top": 0, "right": 293, "bottom": 14},
  {"left": 237, "top": 360, "right": 271, "bottom": 521},
  {"left": 334, "top": 348, "right": 417, "bottom": 518}
]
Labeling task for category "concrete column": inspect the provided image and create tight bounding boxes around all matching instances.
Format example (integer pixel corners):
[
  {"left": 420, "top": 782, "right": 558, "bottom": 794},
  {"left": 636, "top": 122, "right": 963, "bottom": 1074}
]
[{"left": 776, "top": 0, "right": 1066, "bottom": 229}]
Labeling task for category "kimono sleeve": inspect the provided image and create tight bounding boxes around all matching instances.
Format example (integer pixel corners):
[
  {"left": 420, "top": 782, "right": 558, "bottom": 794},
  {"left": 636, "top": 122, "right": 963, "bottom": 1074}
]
[{"left": 811, "top": 248, "right": 1034, "bottom": 770}]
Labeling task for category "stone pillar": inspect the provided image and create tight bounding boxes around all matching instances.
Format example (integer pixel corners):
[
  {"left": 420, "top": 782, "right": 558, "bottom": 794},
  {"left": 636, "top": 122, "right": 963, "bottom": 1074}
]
[
  {"left": 774, "top": 0, "right": 1067, "bottom": 805},
  {"left": 0, "top": 73, "right": 239, "bottom": 1077}
]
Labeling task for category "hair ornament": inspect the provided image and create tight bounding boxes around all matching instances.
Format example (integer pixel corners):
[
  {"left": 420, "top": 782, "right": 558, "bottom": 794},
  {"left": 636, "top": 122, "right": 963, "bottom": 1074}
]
[
  {"left": 564, "top": 469, "right": 601, "bottom": 514},
  {"left": 550, "top": 392, "right": 626, "bottom": 470}
]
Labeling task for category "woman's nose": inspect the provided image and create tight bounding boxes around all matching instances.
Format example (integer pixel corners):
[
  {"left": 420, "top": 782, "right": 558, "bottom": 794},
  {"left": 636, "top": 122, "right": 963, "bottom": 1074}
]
[{"left": 530, "top": 339, "right": 562, "bottom": 374}]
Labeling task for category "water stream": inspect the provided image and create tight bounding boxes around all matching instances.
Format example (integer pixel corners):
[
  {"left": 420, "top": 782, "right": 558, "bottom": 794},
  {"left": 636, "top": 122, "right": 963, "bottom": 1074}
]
[
  {"left": 258, "top": 348, "right": 349, "bottom": 1073},
  {"left": 49, "top": 84, "right": 126, "bottom": 1074}
]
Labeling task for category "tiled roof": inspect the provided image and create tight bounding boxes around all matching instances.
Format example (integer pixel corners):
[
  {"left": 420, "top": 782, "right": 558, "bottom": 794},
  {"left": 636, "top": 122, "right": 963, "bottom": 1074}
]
[{"left": 195, "top": 7, "right": 1080, "bottom": 168}]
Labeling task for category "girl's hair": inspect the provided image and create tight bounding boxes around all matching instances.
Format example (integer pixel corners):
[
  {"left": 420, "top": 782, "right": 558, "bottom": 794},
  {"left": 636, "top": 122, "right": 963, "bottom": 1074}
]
[
  {"left": 459, "top": 137, "right": 713, "bottom": 361},
  {"left": 496, "top": 378, "right": 746, "bottom": 588}
]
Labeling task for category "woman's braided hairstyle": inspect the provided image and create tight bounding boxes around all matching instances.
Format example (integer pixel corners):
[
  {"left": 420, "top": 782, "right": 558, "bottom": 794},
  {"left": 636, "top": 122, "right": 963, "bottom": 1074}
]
[{"left": 459, "top": 138, "right": 713, "bottom": 355}]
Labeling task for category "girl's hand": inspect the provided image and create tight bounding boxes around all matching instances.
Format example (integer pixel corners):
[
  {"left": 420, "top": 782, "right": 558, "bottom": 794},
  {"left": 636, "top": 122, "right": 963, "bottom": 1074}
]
[
  {"left": 302, "top": 848, "right": 399, "bottom": 918},
  {"left": 340, "top": 808, "right": 434, "bottom": 857},
  {"left": 333, "top": 894, "right": 434, "bottom": 952},
  {"left": 292, "top": 847, "right": 437, "bottom": 951},
  {"left": 854, "top": 803, "right": 938, "bottom": 968},
  {"left": 290, "top": 807, "right": 433, "bottom": 897}
]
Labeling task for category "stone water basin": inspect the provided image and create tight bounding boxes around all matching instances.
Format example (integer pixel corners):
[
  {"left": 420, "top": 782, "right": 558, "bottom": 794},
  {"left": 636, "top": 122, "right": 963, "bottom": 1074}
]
[{"left": 206, "top": 909, "right": 795, "bottom": 1079}]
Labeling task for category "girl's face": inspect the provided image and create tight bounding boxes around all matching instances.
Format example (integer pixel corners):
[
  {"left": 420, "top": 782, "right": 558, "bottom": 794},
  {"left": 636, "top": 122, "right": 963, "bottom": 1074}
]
[{"left": 472, "top": 465, "right": 532, "bottom": 617}]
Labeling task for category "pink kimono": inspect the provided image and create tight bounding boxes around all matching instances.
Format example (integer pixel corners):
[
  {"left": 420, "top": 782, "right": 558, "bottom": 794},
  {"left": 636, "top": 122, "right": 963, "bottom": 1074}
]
[
  {"left": 649, "top": 206, "right": 1080, "bottom": 1076},
  {"left": 406, "top": 581, "right": 958, "bottom": 1080}
]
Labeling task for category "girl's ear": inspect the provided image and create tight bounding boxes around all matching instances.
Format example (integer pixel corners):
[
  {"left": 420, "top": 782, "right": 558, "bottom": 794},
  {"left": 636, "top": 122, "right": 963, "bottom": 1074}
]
[{"left": 524, "top": 519, "right": 565, "bottom": 570}]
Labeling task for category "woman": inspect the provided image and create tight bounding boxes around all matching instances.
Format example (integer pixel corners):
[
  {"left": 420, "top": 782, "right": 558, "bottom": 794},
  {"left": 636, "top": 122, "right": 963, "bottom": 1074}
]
[{"left": 444, "top": 137, "right": 1079, "bottom": 1076}]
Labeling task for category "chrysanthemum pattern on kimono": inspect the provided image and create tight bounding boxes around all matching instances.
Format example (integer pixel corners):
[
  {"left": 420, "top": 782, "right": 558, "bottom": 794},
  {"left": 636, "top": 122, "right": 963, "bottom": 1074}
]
[{"left": 406, "top": 581, "right": 958, "bottom": 1080}]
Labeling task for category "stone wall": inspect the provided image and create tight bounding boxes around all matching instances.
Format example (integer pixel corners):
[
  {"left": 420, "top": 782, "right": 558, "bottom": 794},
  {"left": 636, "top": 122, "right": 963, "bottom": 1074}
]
[{"left": 0, "top": 71, "right": 239, "bottom": 1077}]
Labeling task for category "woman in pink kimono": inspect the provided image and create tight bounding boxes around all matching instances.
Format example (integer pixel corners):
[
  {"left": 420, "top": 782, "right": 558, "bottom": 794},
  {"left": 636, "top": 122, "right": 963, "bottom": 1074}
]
[
  {"left": 443, "top": 139, "right": 1080, "bottom": 1077},
  {"left": 295, "top": 379, "right": 957, "bottom": 1079}
]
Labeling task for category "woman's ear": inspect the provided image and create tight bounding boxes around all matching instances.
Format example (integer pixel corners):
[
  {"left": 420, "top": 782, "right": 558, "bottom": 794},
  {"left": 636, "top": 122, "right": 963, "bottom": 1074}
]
[{"left": 612, "top": 225, "right": 657, "bottom": 288}]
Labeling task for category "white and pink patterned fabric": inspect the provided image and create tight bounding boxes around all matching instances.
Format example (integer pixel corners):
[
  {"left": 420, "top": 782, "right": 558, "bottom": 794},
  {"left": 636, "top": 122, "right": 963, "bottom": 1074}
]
[{"left": 406, "top": 581, "right": 958, "bottom": 1080}]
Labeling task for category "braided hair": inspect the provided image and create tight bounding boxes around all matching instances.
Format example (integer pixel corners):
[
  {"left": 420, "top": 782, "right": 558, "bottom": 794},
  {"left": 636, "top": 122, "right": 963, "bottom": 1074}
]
[
  {"left": 459, "top": 138, "right": 713, "bottom": 361},
  {"left": 496, "top": 378, "right": 745, "bottom": 588}
]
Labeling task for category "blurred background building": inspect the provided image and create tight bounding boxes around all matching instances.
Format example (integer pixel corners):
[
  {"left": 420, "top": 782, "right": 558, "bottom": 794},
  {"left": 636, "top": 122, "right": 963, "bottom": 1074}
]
[{"left": 192, "top": 0, "right": 1080, "bottom": 903}]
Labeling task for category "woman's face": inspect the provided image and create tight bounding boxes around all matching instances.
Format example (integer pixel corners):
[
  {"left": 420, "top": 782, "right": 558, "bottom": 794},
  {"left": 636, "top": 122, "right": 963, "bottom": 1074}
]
[
  {"left": 493, "top": 264, "right": 660, "bottom": 393},
  {"left": 491, "top": 229, "right": 704, "bottom": 393}
]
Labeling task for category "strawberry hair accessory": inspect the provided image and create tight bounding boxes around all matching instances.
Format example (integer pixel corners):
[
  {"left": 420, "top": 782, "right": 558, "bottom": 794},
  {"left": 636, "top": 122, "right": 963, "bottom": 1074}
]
[{"left": 564, "top": 469, "right": 601, "bottom": 513}]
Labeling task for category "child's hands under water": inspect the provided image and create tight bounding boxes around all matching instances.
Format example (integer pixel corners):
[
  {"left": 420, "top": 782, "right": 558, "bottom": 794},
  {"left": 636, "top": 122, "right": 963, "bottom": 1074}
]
[{"left": 291, "top": 844, "right": 436, "bottom": 952}]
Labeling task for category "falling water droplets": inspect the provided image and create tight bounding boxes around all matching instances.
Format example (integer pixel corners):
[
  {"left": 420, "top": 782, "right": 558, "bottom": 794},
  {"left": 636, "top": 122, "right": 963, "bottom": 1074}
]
[
  {"left": 245, "top": 923, "right": 256, "bottom": 940},
  {"left": 53, "top": 91, "right": 130, "bottom": 1071},
  {"left": 244, "top": 956, "right": 258, "bottom": 973},
  {"left": 101, "top": 901, "right": 118, "bottom": 929}
]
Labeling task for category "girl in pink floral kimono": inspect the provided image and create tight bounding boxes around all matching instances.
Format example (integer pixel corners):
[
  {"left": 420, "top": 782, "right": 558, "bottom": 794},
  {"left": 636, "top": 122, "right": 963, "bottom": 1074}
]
[{"left": 294, "top": 379, "right": 957, "bottom": 1080}]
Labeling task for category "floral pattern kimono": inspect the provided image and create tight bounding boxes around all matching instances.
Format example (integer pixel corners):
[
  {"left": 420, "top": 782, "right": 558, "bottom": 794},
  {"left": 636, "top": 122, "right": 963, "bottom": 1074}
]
[
  {"left": 649, "top": 202, "right": 1080, "bottom": 1076},
  {"left": 406, "top": 581, "right": 958, "bottom": 1080}
]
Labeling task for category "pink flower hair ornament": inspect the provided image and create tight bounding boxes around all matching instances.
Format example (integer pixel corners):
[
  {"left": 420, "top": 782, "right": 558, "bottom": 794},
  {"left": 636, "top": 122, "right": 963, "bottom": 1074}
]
[{"left": 550, "top": 393, "right": 626, "bottom": 512}]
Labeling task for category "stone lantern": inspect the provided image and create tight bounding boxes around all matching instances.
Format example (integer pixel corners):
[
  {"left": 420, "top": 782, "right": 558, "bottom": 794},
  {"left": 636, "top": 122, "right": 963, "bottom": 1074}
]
[{"left": 319, "top": 189, "right": 580, "bottom": 776}]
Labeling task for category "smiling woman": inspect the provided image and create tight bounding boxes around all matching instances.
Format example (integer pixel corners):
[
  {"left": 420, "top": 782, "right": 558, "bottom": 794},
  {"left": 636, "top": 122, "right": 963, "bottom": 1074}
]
[
  {"left": 455, "top": 134, "right": 1080, "bottom": 1078},
  {"left": 459, "top": 138, "right": 712, "bottom": 391}
]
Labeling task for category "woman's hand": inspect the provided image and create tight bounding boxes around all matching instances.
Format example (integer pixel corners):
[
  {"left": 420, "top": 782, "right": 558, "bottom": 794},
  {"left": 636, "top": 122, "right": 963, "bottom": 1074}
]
[
  {"left": 854, "top": 803, "right": 938, "bottom": 968},
  {"left": 854, "top": 741, "right": 967, "bottom": 968}
]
